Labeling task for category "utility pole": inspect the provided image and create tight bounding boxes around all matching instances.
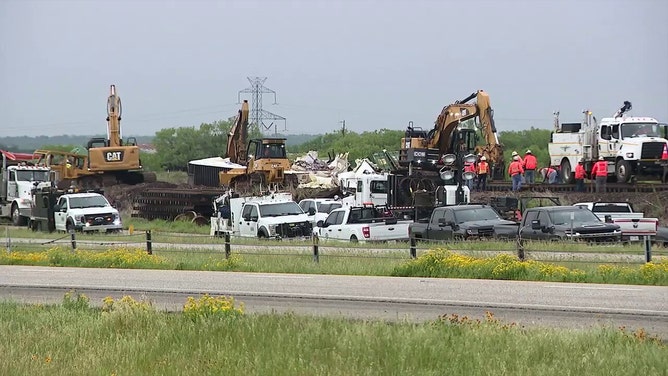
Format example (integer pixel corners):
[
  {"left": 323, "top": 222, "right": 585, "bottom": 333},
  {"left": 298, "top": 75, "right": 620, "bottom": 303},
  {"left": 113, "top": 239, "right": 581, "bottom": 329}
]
[
  {"left": 339, "top": 120, "right": 346, "bottom": 136},
  {"left": 238, "top": 77, "right": 286, "bottom": 136}
]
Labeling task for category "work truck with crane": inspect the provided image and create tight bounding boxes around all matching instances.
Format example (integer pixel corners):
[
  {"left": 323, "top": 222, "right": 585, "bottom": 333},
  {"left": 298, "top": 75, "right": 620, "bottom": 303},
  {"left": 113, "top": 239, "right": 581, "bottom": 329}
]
[{"left": 549, "top": 101, "right": 668, "bottom": 183}]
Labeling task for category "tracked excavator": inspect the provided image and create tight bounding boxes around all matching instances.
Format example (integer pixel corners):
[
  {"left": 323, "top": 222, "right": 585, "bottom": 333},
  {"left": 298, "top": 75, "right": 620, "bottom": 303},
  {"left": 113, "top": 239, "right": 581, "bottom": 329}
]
[
  {"left": 34, "top": 85, "right": 156, "bottom": 189},
  {"left": 218, "top": 100, "right": 296, "bottom": 191},
  {"left": 399, "top": 89, "right": 504, "bottom": 180}
]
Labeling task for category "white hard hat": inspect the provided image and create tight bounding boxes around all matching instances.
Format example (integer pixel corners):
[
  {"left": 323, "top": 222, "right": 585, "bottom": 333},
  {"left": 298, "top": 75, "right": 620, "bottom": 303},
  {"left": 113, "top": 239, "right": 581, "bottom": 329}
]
[
  {"left": 526, "top": 149, "right": 532, "bottom": 154},
  {"left": 513, "top": 155, "right": 520, "bottom": 161},
  {"left": 481, "top": 156, "right": 487, "bottom": 161},
  {"left": 511, "top": 151, "right": 518, "bottom": 156},
  {"left": 598, "top": 156, "right": 604, "bottom": 160}
]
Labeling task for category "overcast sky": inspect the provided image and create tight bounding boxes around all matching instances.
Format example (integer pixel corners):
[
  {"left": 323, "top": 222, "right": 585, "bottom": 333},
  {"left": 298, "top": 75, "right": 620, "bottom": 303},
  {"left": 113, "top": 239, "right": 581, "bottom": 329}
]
[{"left": 1, "top": 0, "right": 666, "bottom": 137}]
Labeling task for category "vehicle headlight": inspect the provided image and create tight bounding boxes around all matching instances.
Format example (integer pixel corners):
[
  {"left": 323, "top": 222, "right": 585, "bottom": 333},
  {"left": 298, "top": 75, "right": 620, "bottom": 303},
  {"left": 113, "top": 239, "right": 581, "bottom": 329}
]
[
  {"left": 466, "top": 228, "right": 478, "bottom": 235},
  {"left": 77, "top": 215, "right": 85, "bottom": 223},
  {"left": 113, "top": 214, "right": 122, "bottom": 225},
  {"left": 268, "top": 224, "right": 277, "bottom": 235},
  {"left": 625, "top": 152, "right": 634, "bottom": 158}
]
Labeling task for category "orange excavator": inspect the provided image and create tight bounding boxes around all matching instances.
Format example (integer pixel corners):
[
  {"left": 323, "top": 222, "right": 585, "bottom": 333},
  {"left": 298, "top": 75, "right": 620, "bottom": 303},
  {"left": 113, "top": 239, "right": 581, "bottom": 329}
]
[
  {"left": 34, "top": 85, "right": 156, "bottom": 188},
  {"left": 399, "top": 90, "right": 504, "bottom": 179},
  {"left": 218, "top": 100, "right": 295, "bottom": 190}
]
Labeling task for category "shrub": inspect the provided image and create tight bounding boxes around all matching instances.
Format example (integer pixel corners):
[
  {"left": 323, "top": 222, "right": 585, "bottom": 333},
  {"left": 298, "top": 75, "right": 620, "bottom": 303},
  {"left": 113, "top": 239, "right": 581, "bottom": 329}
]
[{"left": 183, "top": 294, "right": 244, "bottom": 320}]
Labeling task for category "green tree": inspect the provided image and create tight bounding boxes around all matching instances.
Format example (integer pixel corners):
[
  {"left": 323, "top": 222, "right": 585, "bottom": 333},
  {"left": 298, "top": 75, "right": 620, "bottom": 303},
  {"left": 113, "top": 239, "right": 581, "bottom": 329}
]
[{"left": 152, "top": 119, "right": 263, "bottom": 171}]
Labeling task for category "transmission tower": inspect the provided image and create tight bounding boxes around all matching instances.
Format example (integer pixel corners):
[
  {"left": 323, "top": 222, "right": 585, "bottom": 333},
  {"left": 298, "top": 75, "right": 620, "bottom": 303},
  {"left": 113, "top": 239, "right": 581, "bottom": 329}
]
[{"left": 238, "top": 77, "right": 287, "bottom": 136}]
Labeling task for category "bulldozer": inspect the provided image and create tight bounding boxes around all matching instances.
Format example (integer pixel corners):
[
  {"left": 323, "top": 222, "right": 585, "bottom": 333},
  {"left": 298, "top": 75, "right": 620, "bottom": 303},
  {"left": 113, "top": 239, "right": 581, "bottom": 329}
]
[
  {"left": 34, "top": 85, "right": 156, "bottom": 188},
  {"left": 218, "top": 100, "right": 296, "bottom": 191}
]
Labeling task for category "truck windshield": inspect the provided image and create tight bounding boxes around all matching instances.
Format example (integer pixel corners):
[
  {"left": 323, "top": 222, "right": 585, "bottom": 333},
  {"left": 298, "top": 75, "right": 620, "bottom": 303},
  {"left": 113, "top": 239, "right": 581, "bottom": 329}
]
[
  {"left": 69, "top": 196, "right": 110, "bottom": 209},
  {"left": 549, "top": 209, "right": 600, "bottom": 225},
  {"left": 621, "top": 123, "right": 661, "bottom": 138},
  {"left": 260, "top": 202, "right": 304, "bottom": 217},
  {"left": 454, "top": 207, "right": 500, "bottom": 223},
  {"left": 16, "top": 170, "right": 49, "bottom": 182},
  {"left": 317, "top": 202, "right": 342, "bottom": 214}
]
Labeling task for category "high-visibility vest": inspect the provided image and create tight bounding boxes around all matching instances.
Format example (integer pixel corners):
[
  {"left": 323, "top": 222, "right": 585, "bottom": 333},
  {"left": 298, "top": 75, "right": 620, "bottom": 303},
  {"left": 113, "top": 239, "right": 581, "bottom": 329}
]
[
  {"left": 464, "top": 163, "right": 476, "bottom": 173},
  {"left": 592, "top": 160, "right": 608, "bottom": 177},
  {"left": 524, "top": 155, "right": 537, "bottom": 170},
  {"left": 508, "top": 161, "right": 523, "bottom": 176},
  {"left": 477, "top": 162, "right": 489, "bottom": 174},
  {"left": 574, "top": 164, "right": 586, "bottom": 179}
]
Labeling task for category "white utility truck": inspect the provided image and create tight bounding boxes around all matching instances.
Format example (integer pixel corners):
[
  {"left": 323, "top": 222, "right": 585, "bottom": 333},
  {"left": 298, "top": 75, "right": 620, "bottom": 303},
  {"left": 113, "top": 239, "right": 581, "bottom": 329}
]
[
  {"left": 211, "top": 191, "right": 312, "bottom": 239},
  {"left": 549, "top": 101, "right": 668, "bottom": 183},
  {"left": 1, "top": 150, "right": 52, "bottom": 225}
]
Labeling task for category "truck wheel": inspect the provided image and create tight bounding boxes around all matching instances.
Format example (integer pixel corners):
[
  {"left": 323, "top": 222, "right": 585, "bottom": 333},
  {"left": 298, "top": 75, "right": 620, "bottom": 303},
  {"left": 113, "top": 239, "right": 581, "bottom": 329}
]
[
  {"left": 560, "top": 159, "right": 573, "bottom": 184},
  {"left": 258, "top": 228, "right": 269, "bottom": 238},
  {"left": 615, "top": 160, "right": 632, "bottom": 183},
  {"left": 11, "top": 204, "right": 26, "bottom": 226},
  {"left": 66, "top": 220, "right": 75, "bottom": 233},
  {"left": 350, "top": 235, "right": 359, "bottom": 243}
]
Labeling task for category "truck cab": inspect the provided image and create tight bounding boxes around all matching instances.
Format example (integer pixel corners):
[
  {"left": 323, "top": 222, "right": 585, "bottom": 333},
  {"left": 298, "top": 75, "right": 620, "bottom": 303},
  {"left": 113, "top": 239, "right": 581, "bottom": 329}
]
[
  {"left": 53, "top": 192, "right": 122, "bottom": 232},
  {"left": 298, "top": 198, "right": 343, "bottom": 227},
  {"left": 1, "top": 158, "right": 52, "bottom": 225}
]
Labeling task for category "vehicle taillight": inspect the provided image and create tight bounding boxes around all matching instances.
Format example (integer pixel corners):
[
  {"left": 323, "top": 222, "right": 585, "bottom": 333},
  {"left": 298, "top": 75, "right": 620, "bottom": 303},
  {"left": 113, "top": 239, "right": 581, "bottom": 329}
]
[{"left": 362, "top": 226, "right": 370, "bottom": 238}]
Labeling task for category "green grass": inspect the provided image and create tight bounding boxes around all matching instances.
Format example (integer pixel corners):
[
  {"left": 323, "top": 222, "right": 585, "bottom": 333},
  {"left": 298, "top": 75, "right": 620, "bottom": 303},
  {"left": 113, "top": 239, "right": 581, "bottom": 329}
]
[
  {"left": 2, "top": 247, "right": 667, "bottom": 285},
  {"left": 154, "top": 170, "right": 188, "bottom": 184},
  {"left": 0, "top": 299, "right": 665, "bottom": 376}
]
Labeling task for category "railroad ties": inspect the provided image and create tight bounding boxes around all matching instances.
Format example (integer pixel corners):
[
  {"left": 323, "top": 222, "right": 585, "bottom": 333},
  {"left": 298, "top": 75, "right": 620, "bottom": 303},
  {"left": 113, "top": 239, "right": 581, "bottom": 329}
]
[{"left": 131, "top": 188, "right": 224, "bottom": 220}]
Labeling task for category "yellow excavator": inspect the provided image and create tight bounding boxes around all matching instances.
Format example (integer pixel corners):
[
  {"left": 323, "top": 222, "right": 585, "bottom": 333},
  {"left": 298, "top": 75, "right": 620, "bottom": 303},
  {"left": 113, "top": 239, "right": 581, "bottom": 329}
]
[
  {"left": 399, "top": 90, "right": 505, "bottom": 179},
  {"left": 218, "top": 100, "right": 295, "bottom": 190},
  {"left": 34, "top": 85, "right": 156, "bottom": 188}
]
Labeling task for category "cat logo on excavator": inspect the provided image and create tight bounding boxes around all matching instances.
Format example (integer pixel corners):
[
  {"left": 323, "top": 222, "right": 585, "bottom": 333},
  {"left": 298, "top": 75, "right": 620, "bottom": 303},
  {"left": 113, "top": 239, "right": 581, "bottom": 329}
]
[{"left": 105, "top": 151, "right": 124, "bottom": 162}]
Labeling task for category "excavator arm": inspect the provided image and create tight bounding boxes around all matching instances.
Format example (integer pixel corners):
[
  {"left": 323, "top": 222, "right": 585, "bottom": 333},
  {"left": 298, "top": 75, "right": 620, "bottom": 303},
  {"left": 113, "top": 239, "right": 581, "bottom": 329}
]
[
  {"left": 106, "top": 85, "right": 122, "bottom": 147},
  {"left": 226, "top": 100, "right": 250, "bottom": 164}
]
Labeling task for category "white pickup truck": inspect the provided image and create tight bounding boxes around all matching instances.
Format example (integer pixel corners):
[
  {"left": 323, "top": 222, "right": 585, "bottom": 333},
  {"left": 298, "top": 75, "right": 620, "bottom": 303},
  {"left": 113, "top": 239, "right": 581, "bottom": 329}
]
[
  {"left": 53, "top": 192, "right": 123, "bottom": 233},
  {"left": 211, "top": 192, "right": 312, "bottom": 239},
  {"left": 573, "top": 202, "right": 657, "bottom": 242},
  {"left": 314, "top": 205, "right": 410, "bottom": 242},
  {"left": 298, "top": 198, "right": 343, "bottom": 227}
]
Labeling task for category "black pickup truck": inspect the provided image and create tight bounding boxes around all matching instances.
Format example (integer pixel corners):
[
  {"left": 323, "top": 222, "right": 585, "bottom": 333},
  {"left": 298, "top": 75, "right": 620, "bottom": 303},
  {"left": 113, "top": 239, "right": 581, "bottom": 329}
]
[
  {"left": 409, "top": 204, "right": 519, "bottom": 241},
  {"left": 518, "top": 206, "right": 622, "bottom": 242}
]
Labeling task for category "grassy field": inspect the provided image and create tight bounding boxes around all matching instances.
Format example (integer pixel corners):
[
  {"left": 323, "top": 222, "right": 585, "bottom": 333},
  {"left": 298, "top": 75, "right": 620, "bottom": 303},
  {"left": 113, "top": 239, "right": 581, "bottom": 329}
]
[{"left": 0, "top": 295, "right": 665, "bottom": 376}]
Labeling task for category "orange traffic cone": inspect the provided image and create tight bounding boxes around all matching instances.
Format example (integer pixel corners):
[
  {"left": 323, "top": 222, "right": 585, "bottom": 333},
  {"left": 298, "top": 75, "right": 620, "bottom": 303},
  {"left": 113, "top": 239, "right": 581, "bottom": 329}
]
[{"left": 662, "top": 144, "right": 668, "bottom": 160}]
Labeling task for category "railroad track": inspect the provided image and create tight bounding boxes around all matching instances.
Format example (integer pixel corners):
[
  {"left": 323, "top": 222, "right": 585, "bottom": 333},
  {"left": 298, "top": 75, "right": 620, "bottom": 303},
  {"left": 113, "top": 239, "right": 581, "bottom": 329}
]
[
  {"left": 131, "top": 182, "right": 668, "bottom": 221},
  {"left": 131, "top": 188, "right": 224, "bottom": 220}
]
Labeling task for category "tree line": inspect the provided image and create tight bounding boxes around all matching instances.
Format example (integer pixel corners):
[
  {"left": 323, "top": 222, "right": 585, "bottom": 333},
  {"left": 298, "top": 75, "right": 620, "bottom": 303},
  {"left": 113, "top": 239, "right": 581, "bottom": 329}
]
[{"left": 2, "top": 122, "right": 554, "bottom": 174}]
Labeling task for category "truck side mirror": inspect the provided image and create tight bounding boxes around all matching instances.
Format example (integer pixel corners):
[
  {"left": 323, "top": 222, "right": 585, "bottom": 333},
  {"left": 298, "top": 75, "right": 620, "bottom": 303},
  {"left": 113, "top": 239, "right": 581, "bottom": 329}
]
[
  {"left": 604, "top": 215, "right": 612, "bottom": 223},
  {"left": 308, "top": 207, "right": 316, "bottom": 216},
  {"left": 531, "top": 220, "right": 541, "bottom": 230},
  {"left": 316, "top": 220, "right": 325, "bottom": 227},
  {"left": 249, "top": 216, "right": 258, "bottom": 222}
]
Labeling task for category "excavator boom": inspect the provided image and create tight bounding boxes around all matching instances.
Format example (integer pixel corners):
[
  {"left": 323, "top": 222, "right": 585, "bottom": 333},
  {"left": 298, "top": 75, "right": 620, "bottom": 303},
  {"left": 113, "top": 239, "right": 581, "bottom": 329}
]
[
  {"left": 106, "top": 85, "right": 122, "bottom": 147},
  {"left": 226, "top": 100, "right": 250, "bottom": 164}
]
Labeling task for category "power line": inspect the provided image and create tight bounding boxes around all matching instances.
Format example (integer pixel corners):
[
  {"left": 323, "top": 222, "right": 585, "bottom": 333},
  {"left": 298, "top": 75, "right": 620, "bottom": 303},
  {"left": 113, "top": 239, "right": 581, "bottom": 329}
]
[{"left": 238, "top": 77, "right": 286, "bottom": 136}]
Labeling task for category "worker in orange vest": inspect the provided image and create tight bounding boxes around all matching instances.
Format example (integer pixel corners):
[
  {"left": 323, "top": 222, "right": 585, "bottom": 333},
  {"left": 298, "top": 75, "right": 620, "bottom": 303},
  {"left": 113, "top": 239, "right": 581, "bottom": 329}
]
[
  {"left": 476, "top": 156, "right": 490, "bottom": 191},
  {"left": 591, "top": 156, "right": 608, "bottom": 193},
  {"left": 523, "top": 150, "right": 538, "bottom": 184},
  {"left": 508, "top": 155, "right": 524, "bottom": 191},
  {"left": 574, "top": 159, "right": 586, "bottom": 192},
  {"left": 539, "top": 166, "right": 558, "bottom": 184},
  {"left": 464, "top": 161, "right": 476, "bottom": 190}
]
